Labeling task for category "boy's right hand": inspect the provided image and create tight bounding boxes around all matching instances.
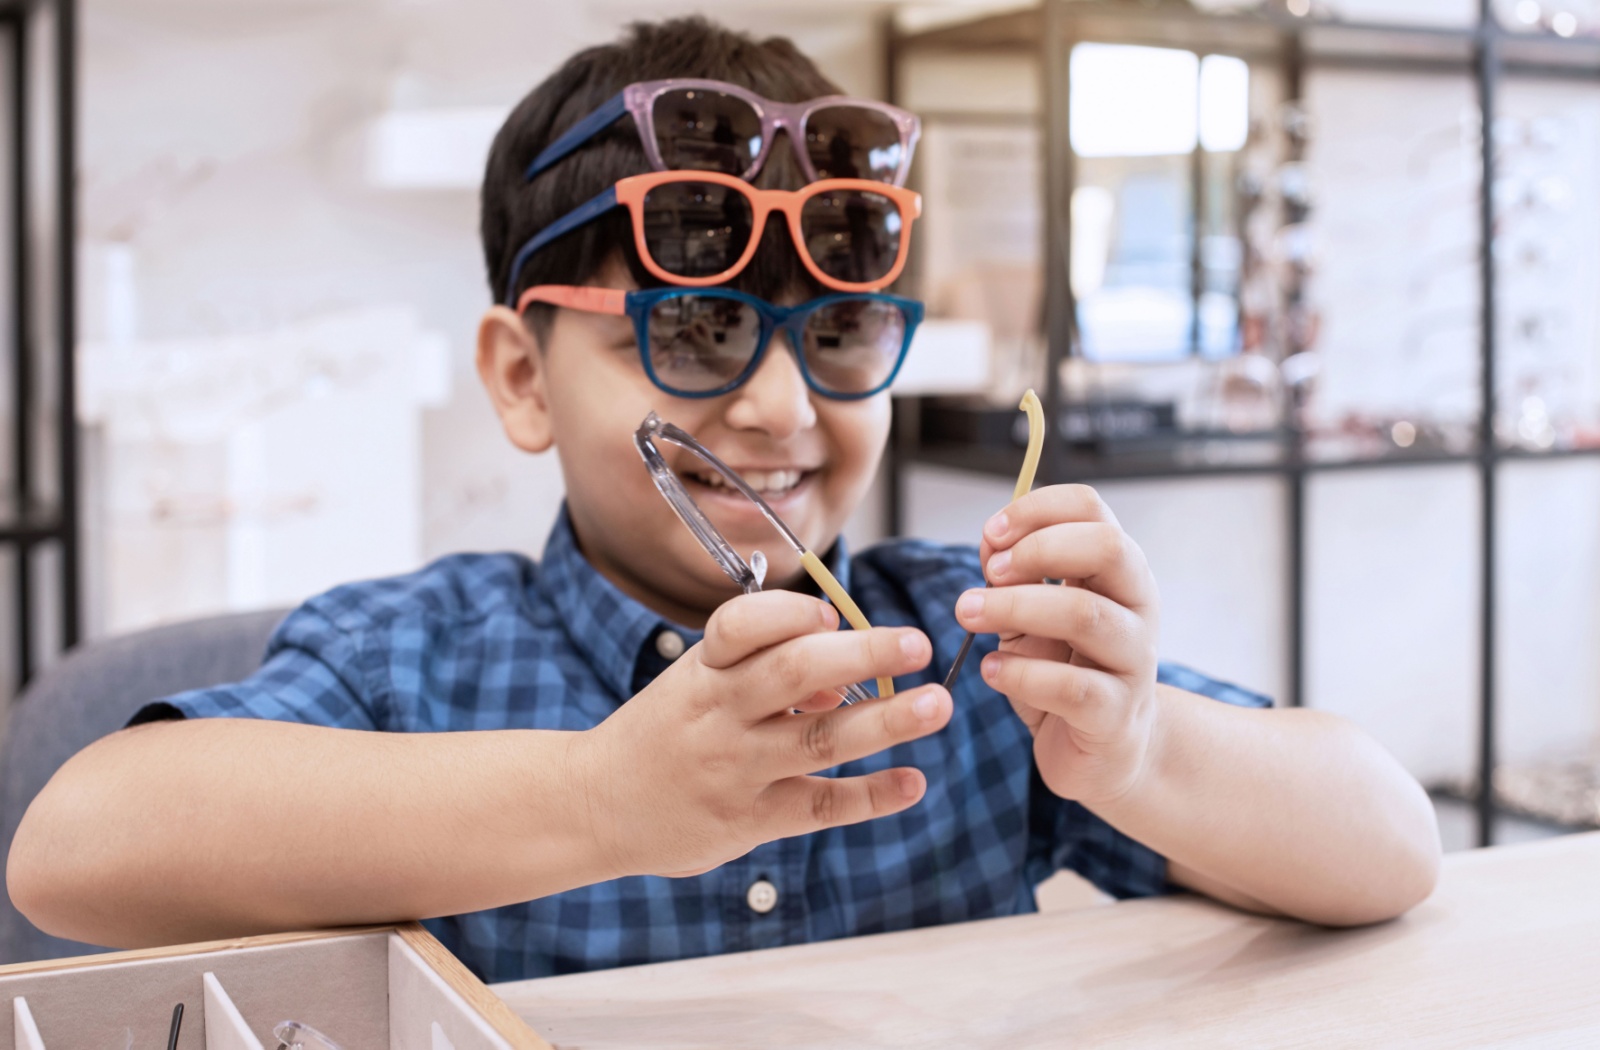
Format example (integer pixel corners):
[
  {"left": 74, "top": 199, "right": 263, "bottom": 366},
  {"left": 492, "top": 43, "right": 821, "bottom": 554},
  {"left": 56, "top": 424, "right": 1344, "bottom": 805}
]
[{"left": 566, "top": 591, "right": 950, "bottom": 880}]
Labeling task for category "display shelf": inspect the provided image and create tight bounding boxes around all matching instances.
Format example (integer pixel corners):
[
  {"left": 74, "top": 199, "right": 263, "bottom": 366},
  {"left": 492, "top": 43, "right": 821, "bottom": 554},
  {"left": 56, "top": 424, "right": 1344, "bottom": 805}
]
[
  {"left": 0, "top": 501, "right": 65, "bottom": 545},
  {"left": 886, "top": 0, "right": 1581, "bottom": 848},
  {"left": 896, "top": 2, "right": 1600, "bottom": 77},
  {"left": 1430, "top": 783, "right": 1600, "bottom": 835}
]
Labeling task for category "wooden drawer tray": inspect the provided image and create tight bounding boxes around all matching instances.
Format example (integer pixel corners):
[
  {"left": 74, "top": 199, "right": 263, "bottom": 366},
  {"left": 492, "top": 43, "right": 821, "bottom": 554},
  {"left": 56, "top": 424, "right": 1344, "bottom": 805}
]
[{"left": 0, "top": 924, "right": 550, "bottom": 1050}]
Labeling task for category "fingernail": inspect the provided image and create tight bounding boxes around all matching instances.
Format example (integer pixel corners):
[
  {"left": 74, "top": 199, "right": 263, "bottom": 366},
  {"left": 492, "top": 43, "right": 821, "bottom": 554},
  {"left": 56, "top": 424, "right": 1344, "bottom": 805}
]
[
  {"left": 900, "top": 632, "right": 926, "bottom": 660},
  {"left": 982, "top": 653, "right": 1001, "bottom": 680},
  {"left": 912, "top": 690, "right": 939, "bottom": 720},
  {"left": 820, "top": 602, "right": 839, "bottom": 628},
  {"left": 988, "top": 549, "right": 1011, "bottom": 581},
  {"left": 985, "top": 512, "right": 1009, "bottom": 541},
  {"left": 899, "top": 770, "right": 922, "bottom": 799},
  {"left": 956, "top": 591, "right": 984, "bottom": 619}
]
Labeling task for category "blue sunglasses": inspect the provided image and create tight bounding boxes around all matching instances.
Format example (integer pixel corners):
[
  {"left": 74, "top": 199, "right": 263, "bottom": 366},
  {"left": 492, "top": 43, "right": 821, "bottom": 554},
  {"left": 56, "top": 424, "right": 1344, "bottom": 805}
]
[{"left": 517, "top": 284, "right": 923, "bottom": 400}]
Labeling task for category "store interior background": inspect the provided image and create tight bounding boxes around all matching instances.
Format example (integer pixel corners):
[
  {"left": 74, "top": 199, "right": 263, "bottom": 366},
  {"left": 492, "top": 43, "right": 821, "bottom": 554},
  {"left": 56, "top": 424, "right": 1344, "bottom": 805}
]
[{"left": 8, "top": 0, "right": 1600, "bottom": 861}]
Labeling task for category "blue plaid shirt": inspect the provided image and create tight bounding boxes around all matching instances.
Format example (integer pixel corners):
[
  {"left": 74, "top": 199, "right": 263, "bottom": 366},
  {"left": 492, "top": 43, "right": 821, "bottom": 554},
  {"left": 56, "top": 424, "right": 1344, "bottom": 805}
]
[{"left": 145, "top": 510, "right": 1270, "bottom": 983}]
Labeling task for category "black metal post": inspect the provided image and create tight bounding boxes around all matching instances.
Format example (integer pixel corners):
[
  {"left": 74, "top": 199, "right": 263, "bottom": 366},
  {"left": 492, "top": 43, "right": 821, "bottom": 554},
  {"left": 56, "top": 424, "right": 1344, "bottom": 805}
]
[
  {"left": 56, "top": 0, "right": 79, "bottom": 649},
  {"left": 1189, "top": 61, "right": 1205, "bottom": 359},
  {"left": 1473, "top": 5, "right": 1499, "bottom": 849},
  {"left": 1041, "top": 0, "right": 1073, "bottom": 485},
  {"left": 880, "top": 14, "right": 904, "bottom": 539},
  {"left": 8, "top": 12, "right": 28, "bottom": 687},
  {"left": 1284, "top": 29, "right": 1306, "bottom": 710}
]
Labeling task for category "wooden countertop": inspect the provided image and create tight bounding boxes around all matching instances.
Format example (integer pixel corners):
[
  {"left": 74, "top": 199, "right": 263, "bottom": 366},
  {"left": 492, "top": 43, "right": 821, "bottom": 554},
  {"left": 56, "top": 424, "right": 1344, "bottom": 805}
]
[{"left": 492, "top": 833, "right": 1600, "bottom": 1049}]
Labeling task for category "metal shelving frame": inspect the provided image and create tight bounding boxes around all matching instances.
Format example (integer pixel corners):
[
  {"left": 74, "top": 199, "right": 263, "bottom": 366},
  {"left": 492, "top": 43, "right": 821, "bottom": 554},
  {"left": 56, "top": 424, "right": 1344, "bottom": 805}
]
[
  {"left": 886, "top": 0, "right": 1600, "bottom": 847},
  {"left": 3, "top": 0, "right": 77, "bottom": 693}
]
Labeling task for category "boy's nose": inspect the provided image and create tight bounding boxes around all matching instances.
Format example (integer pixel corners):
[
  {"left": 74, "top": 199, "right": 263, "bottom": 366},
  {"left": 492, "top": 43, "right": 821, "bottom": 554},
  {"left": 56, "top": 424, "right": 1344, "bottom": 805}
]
[{"left": 724, "top": 336, "right": 816, "bottom": 440}]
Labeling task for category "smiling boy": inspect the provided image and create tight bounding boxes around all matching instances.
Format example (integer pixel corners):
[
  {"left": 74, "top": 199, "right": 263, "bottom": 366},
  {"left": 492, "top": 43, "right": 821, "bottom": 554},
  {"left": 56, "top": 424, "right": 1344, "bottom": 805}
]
[{"left": 8, "top": 19, "right": 1440, "bottom": 982}]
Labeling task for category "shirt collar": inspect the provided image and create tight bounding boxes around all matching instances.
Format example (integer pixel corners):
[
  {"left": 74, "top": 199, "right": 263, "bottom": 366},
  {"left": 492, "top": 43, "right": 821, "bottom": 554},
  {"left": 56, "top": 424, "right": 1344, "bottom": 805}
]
[{"left": 538, "top": 506, "right": 854, "bottom": 701}]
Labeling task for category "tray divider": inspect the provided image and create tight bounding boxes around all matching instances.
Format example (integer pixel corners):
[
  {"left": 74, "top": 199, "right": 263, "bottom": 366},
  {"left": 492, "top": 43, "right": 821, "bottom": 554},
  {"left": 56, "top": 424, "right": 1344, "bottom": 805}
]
[
  {"left": 13, "top": 997, "right": 44, "bottom": 1050},
  {"left": 202, "top": 973, "right": 266, "bottom": 1050}
]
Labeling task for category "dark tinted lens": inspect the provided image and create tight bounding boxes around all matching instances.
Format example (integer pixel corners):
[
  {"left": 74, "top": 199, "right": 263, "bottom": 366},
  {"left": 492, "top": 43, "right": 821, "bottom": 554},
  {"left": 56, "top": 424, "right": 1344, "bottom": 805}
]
[
  {"left": 645, "top": 295, "right": 764, "bottom": 393},
  {"left": 651, "top": 89, "right": 764, "bottom": 176},
  {"left": 801, "top": 299, "right": 906, "bottom": 394},
  {"left": 805, "top": 105, "right": 903, "bottom": 182},
  {"left": 799, "top": 190, "right": 902, "bottom": 285},
  {"left": 641, "top": 182, "right": 755, "bottom": 279}
]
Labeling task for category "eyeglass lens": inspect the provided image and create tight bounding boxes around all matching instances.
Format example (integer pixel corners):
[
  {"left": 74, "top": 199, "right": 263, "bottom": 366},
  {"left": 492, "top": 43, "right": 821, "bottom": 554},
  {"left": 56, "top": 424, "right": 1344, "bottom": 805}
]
[
  {"left": 799, "top": 189, "right": 902, "bottom": 284},
  {"left": 645, "top": 295, "right": 763, "bottom": 392},
  {"left": 801, "top": 297, "right": 906, "bottom": 393},
  {"left": 640, "top": 181, "right": 755, "bottom": 279},
  {"left": 644, "top": 295, "right": 905, "bottom": 396},
  {"left": 639, "top": 181, "right": 903, "bottom": 286},
  {"left": 805, "top": 105, "right": 903, "bottom": 182},
  {"left": 651, "top": 88, "right": 764, "bottom": 175},
  {"left": 651, "top": 89, "right": 904, "bottom": 184}
]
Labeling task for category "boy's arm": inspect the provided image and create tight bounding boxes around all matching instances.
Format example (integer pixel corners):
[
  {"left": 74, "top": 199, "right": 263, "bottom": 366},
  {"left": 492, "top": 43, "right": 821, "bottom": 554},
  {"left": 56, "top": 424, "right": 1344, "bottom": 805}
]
[
  {"left": 1097, "top": 686, "right": 1440, "bottom": 925},
  {"left": 8, "top": 591, "right": 951, "bottom": 948},
  {"left": 956, "top": 485, "right": 1441, "bottom": 928},
  {"left": 8, "top": 718, "right": 608, "bottom": 947}
]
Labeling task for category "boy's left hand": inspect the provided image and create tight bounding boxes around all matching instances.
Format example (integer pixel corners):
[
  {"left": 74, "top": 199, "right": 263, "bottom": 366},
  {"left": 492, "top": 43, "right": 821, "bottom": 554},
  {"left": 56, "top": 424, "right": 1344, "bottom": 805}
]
[{"left": 954, "top": 484, "right": 1161, "bottom": 808}]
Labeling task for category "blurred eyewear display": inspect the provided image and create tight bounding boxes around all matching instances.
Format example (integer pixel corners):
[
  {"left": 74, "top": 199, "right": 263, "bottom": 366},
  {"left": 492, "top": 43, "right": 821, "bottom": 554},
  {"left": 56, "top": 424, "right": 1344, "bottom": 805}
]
[
  {"left": 502, "top": 171, "right": 920, "bottom": 302},
  {"left": 524, "top": 79, "right": 921, "bottom": 186},
  {"left": 1069, "top": 44, "right": 1252, "bottom": 363},
  {"left": 634, "top": 412, "right": 890, "bottom": 703},
  {"left": 517, "top": 286, "right": 922, "bottom": 400}
]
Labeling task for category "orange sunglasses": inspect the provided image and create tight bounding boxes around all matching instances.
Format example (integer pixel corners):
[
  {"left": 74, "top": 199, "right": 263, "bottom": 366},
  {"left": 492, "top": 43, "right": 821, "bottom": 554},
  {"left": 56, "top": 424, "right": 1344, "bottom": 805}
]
[{"left": 501, "top": 170, "right": 921, "bottom": 304}]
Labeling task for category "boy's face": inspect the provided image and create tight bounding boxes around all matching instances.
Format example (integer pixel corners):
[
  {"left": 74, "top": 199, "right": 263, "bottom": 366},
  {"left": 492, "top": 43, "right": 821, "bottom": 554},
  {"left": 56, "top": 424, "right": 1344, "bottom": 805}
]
[{"left": 477, "top": 259, "right": 890, "bottom": 627}]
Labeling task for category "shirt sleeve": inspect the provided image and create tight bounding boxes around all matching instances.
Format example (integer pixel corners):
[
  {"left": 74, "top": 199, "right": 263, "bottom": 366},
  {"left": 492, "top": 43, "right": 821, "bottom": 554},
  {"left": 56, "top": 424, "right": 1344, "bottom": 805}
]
[
  {"left": 128, "top": 604, "right": 380, "bottom": 731},
  {"left": 1030, "top": 662, "right": 1274, "bottom": 899}
]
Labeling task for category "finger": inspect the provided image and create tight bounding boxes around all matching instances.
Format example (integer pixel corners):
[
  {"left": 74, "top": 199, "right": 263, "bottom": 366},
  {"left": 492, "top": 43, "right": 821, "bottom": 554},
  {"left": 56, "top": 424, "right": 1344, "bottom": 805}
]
[
  {"left": 756, "top": 683, "right": 951, "bottom": 777},
  {"left": 954, "top": 585, "right": 1152, "bottom": 674},
  {"left": 1001, "top": 632, "right": 1073, "bottom": 664},
  {"left": 701, "top": 591, "right": 839, "bottom": 669},
  {"left": 985, "top": 522, "right": 1155, "bottom": 610},
  {"left": 737, "top": 627, "right": 933, "bottom": 717},
  {"left": 982, "top": 484, "right": 1120, "bottom": 552},
  {"left": 978, "top": 651, "right": 1128, "bottom": 738},
  {"left": 757, "top": 766, "right": 927, "bottom": 838}
]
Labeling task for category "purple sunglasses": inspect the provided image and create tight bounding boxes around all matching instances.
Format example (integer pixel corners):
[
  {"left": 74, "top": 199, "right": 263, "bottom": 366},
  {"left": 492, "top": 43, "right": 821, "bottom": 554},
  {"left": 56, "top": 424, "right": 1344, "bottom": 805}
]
[{"left": 524, "top": 78, "right": 921, "bottom": 187}]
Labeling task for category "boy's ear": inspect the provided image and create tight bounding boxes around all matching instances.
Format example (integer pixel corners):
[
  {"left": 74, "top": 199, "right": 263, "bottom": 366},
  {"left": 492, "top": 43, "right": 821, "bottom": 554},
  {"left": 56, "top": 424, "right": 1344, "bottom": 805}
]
[{"left": 476, "top": 306, "right": 554, "bottom": 454}]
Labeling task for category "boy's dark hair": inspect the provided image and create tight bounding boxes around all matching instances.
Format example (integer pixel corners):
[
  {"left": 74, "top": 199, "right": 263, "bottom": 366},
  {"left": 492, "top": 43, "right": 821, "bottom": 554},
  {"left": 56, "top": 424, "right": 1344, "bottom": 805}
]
[{"left": 481, "top": 18, "right": 842, "bottom": 340}]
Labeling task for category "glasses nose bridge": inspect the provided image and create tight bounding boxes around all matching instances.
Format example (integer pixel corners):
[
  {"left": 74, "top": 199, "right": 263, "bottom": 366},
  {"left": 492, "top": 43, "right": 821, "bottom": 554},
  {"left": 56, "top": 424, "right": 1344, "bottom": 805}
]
[{"left": 759, "top": 106, "right": 810, "bottom": 174}]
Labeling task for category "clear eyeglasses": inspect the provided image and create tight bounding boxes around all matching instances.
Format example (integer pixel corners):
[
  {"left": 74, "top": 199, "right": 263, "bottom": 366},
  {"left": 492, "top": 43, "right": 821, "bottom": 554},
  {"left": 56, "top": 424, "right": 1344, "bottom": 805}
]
[
  {"left": 274, "top": 1021, "right": 345, "bottom": 1050},
  {"left": 633, "top": 412, "right": 889, "bottom": 704}
]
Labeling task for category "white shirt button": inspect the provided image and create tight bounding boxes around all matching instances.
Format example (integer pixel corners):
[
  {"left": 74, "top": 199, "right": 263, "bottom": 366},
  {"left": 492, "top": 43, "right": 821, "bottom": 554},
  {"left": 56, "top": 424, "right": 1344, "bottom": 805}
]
[
  {"left": 746, "top": 879, "right": 778, "bottom": 915},
  {"left": 655, "top": 630, "right": 685, "bottom": 660}
]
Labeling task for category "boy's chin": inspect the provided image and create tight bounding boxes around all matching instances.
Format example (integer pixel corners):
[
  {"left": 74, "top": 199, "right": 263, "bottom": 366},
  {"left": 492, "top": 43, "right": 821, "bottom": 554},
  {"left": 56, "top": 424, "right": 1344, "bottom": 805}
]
[{"left": 676, "top": 544, "right": 808, "bottom": 599}]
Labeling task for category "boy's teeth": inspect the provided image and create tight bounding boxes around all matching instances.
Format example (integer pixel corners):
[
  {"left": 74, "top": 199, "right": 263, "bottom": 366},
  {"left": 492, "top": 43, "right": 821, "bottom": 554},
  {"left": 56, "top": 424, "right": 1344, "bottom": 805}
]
[
  {"left": 689, "top": 469, "right": 804, "bottom": 494},
  {"left": 744, "top": 469, "right": 801, "bottom": 493}
]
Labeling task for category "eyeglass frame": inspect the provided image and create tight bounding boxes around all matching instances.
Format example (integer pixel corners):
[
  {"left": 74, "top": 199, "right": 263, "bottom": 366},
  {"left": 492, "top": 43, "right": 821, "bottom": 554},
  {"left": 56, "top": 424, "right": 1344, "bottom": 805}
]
[
  {"left": 517, "top": 284, "right": 923, "bottom": 401},
  {"left": 501, "top": 170, "right": 921, "bottom": 307},
  {"left": 634, "top": 412, "right": 876, "bottom": 705},
  {"left": 524, "top": 78, "right": 922, "bottom": 187}
]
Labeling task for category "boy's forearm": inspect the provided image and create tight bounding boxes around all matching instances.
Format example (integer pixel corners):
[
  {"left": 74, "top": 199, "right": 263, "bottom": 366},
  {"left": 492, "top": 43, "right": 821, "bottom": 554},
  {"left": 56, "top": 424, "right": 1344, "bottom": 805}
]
[
  {"left": 7, "top": 718, "right": 618, "bottom": 948},
  {"left": 1092, "top": 686, "right": 1442, "bottom": 927}
]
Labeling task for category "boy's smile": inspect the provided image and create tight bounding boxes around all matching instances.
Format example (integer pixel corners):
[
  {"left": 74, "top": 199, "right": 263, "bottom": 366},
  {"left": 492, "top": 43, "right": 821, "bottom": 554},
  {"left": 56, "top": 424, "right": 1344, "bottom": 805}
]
[{"left": 477, "top": 257, "right": 890, "bottom": 629}]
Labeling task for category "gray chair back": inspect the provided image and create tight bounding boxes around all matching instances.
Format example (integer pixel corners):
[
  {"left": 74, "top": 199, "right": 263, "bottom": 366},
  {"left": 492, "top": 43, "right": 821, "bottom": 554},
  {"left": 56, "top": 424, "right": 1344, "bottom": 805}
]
[{"left": 0, "top": 608, "right": 288, "bottom": 963}]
